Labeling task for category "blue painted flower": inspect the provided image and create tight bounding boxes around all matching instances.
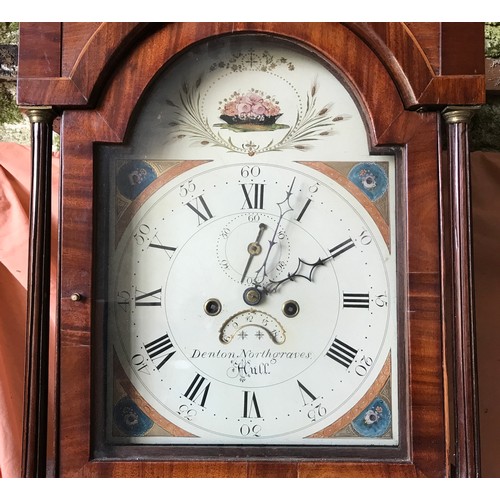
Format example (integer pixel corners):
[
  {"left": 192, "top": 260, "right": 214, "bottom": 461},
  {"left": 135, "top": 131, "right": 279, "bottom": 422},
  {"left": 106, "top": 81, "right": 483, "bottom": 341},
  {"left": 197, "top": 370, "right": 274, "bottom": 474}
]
[
  {"left": 113, "top": 396, "right": 154, "bottom": 437},
  {"left": 348, "top": 162, "right": 388, "bottom": 202},
  {"left": 117, "top": 160, "right": 157, "bottom": 200},
  {"left": 352, "top": 397, "right": 391, "bottom": 437}
]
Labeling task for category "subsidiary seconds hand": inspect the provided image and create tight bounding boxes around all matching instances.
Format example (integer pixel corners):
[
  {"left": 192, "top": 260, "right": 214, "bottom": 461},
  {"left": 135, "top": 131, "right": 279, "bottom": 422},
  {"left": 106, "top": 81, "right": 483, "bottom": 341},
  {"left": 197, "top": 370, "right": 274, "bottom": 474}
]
[{"left": 240, "top": 223, "right": 267, "bottom": 283}]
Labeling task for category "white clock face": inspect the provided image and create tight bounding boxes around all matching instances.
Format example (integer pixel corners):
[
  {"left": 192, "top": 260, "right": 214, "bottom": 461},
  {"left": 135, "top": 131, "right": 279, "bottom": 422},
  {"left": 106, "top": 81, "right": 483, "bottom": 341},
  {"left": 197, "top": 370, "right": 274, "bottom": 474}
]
[{"left": 108, "top": 159, "right": 397, "bottom": 444}]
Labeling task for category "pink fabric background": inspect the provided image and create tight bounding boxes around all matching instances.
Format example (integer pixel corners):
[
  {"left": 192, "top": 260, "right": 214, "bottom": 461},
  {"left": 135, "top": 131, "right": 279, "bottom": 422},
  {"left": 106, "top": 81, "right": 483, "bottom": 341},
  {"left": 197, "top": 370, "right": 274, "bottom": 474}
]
[{"left": 0, "top": 142, "right": 58, "bottom": 478}]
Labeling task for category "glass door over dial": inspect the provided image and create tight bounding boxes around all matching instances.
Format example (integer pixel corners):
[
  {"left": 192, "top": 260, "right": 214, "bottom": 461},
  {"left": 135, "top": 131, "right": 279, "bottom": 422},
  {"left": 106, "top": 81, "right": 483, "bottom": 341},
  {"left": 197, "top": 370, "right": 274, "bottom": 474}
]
[{"left": 95, "top": 34, "right": 400, "bottom": 451}]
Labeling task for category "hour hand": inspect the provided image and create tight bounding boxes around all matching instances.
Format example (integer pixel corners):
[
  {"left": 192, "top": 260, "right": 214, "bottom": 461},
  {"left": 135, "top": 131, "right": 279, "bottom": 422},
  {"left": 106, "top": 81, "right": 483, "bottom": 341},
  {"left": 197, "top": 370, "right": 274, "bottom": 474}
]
[{"left": 264, "top": 255, "right": 327, "bottom": 294}]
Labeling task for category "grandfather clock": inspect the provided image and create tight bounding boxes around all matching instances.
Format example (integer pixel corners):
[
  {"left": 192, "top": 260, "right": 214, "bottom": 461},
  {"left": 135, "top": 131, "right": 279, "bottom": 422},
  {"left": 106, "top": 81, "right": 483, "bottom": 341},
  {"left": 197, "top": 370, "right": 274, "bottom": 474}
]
[{"left": 18, "top": 22, "right": 484, "bottom": 477}]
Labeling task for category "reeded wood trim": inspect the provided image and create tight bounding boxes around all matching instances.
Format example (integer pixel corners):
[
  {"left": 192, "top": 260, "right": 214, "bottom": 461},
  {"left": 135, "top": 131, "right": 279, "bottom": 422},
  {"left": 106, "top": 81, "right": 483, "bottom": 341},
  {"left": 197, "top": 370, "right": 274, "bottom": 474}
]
[
  {"left": 22, "top": 107, "right": 56, "bottom": 478},
  {"left": 442, "top": 106, "right": 481, "bottom": 477}
]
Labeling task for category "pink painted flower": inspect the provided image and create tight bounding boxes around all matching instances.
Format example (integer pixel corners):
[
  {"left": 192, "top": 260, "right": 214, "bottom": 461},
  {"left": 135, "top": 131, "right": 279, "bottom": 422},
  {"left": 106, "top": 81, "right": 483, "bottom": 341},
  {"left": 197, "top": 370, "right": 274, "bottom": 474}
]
[
  {"left": 252, "top": 103, "right": 267, "bottom": 115},
  {"left": 222, "top": 101, "right": 239, "bottom": 116},
  {"left": 220, "top": 90, "right": 280, "bottom": 119},
  {"left": 237, "top": 98, "right": 253, "bottom": 115}
]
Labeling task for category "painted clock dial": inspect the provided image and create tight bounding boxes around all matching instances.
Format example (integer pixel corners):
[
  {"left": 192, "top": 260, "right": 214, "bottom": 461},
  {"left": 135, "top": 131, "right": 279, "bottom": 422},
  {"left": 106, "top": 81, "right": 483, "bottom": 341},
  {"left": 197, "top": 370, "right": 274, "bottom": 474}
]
[{"left": 97, "top": 34, "right": 399, "bottom": 448}]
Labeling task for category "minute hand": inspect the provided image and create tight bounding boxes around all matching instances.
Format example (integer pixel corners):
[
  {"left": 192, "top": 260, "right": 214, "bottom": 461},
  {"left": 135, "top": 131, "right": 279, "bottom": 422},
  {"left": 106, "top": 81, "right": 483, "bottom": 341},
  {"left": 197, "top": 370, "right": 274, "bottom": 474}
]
[
  {"left": 263, "top": 237, "right": 356, "bottom": 294},
  {"left": 252, "top": 177, "right": 296, "bottom": 286}
]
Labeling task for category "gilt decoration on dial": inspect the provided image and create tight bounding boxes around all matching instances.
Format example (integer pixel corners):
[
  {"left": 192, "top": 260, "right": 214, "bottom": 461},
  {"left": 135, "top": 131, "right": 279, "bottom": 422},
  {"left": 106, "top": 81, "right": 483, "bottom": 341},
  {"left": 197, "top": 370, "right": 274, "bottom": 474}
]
[{"left": 100, "top": 35, "right": 398, "bottom": 447}]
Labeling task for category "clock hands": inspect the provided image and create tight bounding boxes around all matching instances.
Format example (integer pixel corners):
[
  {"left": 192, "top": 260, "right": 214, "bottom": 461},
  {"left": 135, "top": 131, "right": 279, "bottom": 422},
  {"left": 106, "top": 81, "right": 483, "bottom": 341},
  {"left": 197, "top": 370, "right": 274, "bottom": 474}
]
[
  {"left": 263, "top": 255, "right": 329, "bottom": 294},
  {"left": 263, "top": 235, "right": 359, "bottom": 294},
  {"left": 240, "top": 223, "right": 267, "bottom": 283},
  {"left": 252, "top": 177, "right": 296, "bottom": 286},
  {"left": 244, "top": 175, "right": 336, "bottom": 296},
  {"left": 244, "top": 176, "right": 332, "bottom": 299},
  {"left": 237, "top": 177, "right": 356, "bottom": 303}
]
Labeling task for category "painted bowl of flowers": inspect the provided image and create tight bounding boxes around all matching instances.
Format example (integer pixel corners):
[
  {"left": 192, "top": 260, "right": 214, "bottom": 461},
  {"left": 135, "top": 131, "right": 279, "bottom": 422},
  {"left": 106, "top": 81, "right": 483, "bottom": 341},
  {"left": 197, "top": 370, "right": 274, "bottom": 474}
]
[{"left": 219, "top": 90, "right": 283, "bottom": 128}]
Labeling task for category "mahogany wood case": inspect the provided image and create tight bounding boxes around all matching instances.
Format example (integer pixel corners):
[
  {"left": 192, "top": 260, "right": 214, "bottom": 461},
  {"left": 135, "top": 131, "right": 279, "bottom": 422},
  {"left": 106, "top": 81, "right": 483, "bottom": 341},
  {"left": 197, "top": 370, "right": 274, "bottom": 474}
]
[{"left": 17, "top": 22, "right": 485, "bottom": 478}]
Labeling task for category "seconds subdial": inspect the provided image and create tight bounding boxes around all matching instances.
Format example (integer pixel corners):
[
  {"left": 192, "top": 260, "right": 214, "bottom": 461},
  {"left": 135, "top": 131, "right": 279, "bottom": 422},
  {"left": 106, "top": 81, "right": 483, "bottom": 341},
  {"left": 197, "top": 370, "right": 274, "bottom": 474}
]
[{"left": 216, "top": 213, "right": 291, "bottom": 285}]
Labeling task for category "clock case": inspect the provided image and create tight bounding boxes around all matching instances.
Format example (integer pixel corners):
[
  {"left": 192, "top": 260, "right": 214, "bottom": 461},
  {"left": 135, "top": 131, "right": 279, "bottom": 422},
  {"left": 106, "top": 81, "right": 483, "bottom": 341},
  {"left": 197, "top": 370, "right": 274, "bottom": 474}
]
[{"left": 17, "top": 22, "right": 485, "bottom": 477}]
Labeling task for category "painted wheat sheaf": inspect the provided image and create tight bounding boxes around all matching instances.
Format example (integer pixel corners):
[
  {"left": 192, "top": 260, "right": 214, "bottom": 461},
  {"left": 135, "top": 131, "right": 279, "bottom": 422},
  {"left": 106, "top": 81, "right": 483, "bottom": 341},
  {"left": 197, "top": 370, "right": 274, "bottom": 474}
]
[{"left": 166, "top": 79, "right": 349, "bottom": 155}]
